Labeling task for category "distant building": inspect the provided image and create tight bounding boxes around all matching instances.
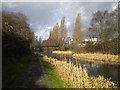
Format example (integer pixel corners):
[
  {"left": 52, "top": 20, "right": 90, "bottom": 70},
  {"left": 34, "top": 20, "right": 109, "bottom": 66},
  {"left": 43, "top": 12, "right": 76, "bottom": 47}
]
[
  {"left": 64, "top": 37, "right": 72, "bottom": 46},
  {"left": 72, "top": 38, "right": 98, "bottom": 47},
  {"left": 84, "top": 38, "right": 98, "bottom": 42}
]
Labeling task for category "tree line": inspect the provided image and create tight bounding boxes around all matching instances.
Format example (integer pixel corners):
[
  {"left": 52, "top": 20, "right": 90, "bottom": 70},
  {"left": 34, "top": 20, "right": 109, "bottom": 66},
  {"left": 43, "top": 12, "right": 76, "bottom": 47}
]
[
  {"left": 2, "top": 7, "right": 119, "bottom": 59},
  {"left": 87, "top": 8, "right": 119, "bottom": 54},
  {"left": 2, "top": 11, "right": 35, "bottom": 63},
  {"left": 41, "top": 7, "right": 119, "bottom": 55}
]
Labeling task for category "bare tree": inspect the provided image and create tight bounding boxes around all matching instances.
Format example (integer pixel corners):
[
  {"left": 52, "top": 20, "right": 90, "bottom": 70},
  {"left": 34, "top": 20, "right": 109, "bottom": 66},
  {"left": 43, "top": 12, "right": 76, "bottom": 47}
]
[{"left": 91, "top": 9, "right": 118, "bottom": 54}]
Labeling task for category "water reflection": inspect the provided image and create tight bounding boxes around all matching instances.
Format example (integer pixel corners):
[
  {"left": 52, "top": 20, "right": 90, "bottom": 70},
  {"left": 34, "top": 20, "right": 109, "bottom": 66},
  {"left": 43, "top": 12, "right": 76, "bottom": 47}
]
[{"left": 51, "top": 53, "right": 120, "bottom": 87}]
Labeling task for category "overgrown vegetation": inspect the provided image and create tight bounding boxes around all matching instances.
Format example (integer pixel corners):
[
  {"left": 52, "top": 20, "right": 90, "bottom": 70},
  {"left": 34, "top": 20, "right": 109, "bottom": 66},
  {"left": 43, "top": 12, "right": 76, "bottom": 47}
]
[
  {"left": 73, "top": 53, "right": 120, "bottom": 64},
  {"left": 2, "top": 11, "right": 34, "bottom": 57},
  {"left": 2, "top": 11, "right": 35, "bottom": 88},
  {"left": 44, "top": 56, "right": 117, "bottom": 88}
]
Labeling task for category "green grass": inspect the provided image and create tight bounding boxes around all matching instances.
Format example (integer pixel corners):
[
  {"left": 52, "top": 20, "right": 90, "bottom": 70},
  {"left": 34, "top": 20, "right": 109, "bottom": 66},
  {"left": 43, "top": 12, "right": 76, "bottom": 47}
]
[
  {"left": 3, "top": 53, "right": 32, "bottom": 88},
  {"left": 38, "top": 54, "right": 70, "bottom": 88}
]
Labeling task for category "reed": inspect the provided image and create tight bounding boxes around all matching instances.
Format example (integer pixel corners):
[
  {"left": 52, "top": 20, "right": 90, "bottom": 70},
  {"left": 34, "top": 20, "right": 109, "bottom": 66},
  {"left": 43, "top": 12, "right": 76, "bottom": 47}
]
[
  {"left": 73, "top": 53, "right": 120, "bottom": 64},
  {"left": 43, "top": 56, "right": 116, "bottom": 88},
  {"left": 52, "top": 51, "right": 73, "bottom": 54}
]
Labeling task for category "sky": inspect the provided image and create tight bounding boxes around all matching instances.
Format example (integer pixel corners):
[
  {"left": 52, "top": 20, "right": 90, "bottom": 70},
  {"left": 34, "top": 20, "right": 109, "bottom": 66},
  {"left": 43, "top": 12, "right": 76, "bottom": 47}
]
[{"left": 2, "top": 2, "right": 118, "bottom": 40}]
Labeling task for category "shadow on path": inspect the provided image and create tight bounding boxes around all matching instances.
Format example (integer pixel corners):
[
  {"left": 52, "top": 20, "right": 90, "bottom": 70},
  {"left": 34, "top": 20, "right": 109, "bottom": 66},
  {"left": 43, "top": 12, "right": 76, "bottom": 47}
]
[{"left": 12, "top": 54, "right": 47, "bottom": 88}]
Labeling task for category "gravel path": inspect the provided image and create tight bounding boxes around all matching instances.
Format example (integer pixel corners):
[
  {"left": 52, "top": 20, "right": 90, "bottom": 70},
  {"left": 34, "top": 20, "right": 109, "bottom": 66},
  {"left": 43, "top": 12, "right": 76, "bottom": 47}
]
[{"left": 12, "top": 54, "right": 49, "bottom": 88}]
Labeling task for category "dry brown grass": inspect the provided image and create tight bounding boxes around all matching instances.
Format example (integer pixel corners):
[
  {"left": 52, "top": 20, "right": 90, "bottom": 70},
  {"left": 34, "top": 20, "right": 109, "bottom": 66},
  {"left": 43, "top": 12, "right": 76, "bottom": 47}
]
[
  {"left": 52, "top": 51, "right": 73, "bottom": 54},
  {"left": 73, "top": 53, "right": 120, "bottom": 64},
  {"left": 43, "top": 56, "right": 116, "bottom": 88}
]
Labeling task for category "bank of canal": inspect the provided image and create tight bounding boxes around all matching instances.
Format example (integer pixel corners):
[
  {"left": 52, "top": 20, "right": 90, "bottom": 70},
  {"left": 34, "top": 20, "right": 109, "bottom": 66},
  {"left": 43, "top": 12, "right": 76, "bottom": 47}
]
[{"left": 52, "top": 54, "right": 120, "bottom": 87}]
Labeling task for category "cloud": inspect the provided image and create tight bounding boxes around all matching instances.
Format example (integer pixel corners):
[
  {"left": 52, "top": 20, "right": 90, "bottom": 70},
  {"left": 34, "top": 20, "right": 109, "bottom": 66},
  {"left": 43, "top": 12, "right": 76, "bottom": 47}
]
[
  {"left": 2, "top": 2, "right": 117, "bottom": 40},
  {"left": 2, "top": 2, "right": 61, "bottom": 31},
  {"left": 35, "top": 26, "right": 53, "bottom": 40},
  {"left": 66, "top": 21, "right": 70, "bottom": 27},
  {"left": 2, "top": 0, "right": 119, "bottom": 2},
  {"left": 112, "top": 3, "right": 118, "bottom": 10},
  {"left": 2, "top": 2, "right": 18, "bottom": 8}
]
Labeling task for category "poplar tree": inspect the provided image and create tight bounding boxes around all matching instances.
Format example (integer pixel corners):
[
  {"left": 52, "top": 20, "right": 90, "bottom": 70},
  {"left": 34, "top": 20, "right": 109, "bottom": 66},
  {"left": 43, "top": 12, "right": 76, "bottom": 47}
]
[
  {"left": 72, "top": 13, "right": 83, "bottom": 53},
  {"left": 58, "top": 16, "right": 67, "bottom": 44},
  {"left": 53, "top": 22, "right": 59, "bottom": 45}
]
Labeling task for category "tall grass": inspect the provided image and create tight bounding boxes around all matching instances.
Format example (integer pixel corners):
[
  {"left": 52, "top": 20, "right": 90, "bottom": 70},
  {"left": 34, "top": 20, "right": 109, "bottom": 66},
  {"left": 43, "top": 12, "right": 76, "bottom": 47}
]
[
  {"left": 43, "top": 56, "right": 116, "bottom": 88},
  {"left": 73, "top": 53, "right": 120, "bottom": 64},
  {"left": 52, "top": 51, "right": 73, "bottom": 54},
  {"left": 38, "top": 55, "right": 70, "bottom": 88},
  {"left": 52, "top": 51, "right": 120, "bottom": 64}
]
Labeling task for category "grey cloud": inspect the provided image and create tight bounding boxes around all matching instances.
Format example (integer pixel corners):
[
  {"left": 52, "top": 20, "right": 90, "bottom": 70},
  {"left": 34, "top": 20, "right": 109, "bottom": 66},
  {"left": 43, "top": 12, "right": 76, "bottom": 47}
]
[
  {"left": 2, "top": 2, "right": 61, "bottom": 32},
  {"left": 2, "top": 2, "right": 117, "bottom": 40}
]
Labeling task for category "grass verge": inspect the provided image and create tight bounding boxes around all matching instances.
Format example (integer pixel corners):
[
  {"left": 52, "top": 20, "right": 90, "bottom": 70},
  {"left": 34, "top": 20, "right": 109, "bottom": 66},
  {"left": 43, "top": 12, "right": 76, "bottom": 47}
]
[{"left": 37, "top": 53, "right": 70, "bottom": 88}]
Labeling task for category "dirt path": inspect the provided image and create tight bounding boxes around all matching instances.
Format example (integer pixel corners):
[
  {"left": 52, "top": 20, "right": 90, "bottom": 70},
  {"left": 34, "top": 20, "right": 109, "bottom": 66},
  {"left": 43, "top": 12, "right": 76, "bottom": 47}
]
[{"left": 12, "top": 54, "right": 50, "bottom": 88}]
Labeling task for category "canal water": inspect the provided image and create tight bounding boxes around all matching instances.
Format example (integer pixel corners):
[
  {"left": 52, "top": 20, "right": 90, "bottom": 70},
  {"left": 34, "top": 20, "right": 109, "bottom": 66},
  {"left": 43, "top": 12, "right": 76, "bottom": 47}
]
[{"left": 51, "top": 53, "right": 120, "bottom": 87}]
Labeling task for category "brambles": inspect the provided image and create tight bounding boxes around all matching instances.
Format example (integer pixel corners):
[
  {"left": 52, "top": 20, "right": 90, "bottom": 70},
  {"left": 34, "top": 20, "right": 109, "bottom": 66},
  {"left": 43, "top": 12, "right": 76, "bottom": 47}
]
[{"left": 43, "top": 56, "right": 116, "bottom": 88}]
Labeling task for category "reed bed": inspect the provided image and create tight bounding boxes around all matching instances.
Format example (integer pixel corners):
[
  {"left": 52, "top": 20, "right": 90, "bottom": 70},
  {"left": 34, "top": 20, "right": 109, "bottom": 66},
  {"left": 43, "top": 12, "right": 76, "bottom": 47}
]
[
  {"left": 52, "top": 51, "right": 73, "bottom": 54},
  {"left": 73, "top": 53, "right": 120, "bottom": 64},
  {"left": 43, "top": 56, "right": 116, "bottom": 88}
]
